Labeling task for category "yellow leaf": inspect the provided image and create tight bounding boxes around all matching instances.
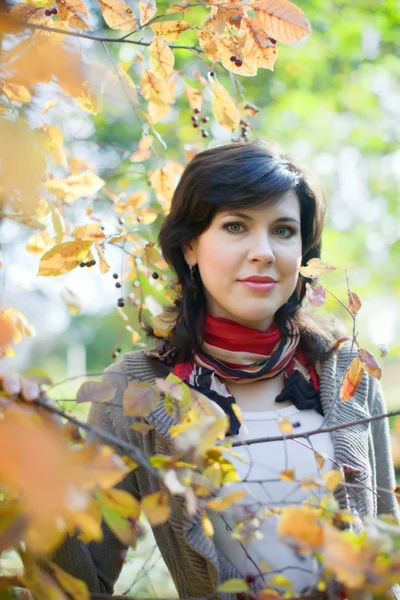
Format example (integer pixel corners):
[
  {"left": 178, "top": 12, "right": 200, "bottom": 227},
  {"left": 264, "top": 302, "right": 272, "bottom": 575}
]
[
  {"left": 141, "top": 491, "right": 171, "bottom": 526},
  {"left": 217, "top": 579, "right": 250, "bottom": 593},
  {"left": 208, "top": 72, "right": 240, "bottom": 131},
  {"left": 198, "top": 30, "right": 221, "bottom": 63},
  {"left": 278, "top": 505, "right": 323, "bottom": 551},
  {"left": 97, "top": 488, "right": 140, "bottom": 519},
  {"left": 340, "top": 357, "right": 364, "bottom": 401},
  {"left": 9, "top": 3, "right": 48, "bottom": 23},
  {"left": 323, "top": 470, "right": 343, "bottom": 492},
  {"left": 46, "top": 561, "right": 90, "bottom": 600},
  {"left": 278, "top": 416, "right": 293, "bottom": 434},
  {"left": 148, "top": 100, "right": 171, "bottom": 123},
  {"left": 42, "top": 99, "right": 58, "bottom": 114},
  {"left": 279, "top": 468, "right": 296, "bottom": 481},
  {"left": 94, "top": 242, "right": 110, "bottom": 274},
  {"left": 140, "top": 208, "right": 158, "bottom": 224},
  {"left": 1, "top": 82, "right": 31, "bottom": 103},
  {"left": 76, "top": 83, "right": 98, "bottom": 114},
  {"left": 51, "top": 206, "right": 65, "bottom": 244},
  {"left": 140, "top": 69, "right": 173, "bottom": 104},
  {"left": 129, "top": 137, "right": 153, "bottom": 162},
  {"left": 139, "top": 0, "right": 156, "bottom": 26},
  {"left": 61, "top": 287, "right": 82, "bottom": 314},
  {"left": 38, "top": 240, "right": 93, "bottom": 276},
  {"left": 207, "top": 490, "right": 247, "bottom": 512},
  {"left": 74, "top": 224, "right": 105, "bottom": 241},
  {"left": 252, "top": 0, "right": 311, "bottom": 44},
  {"left": 142, "top": 242, "right": 160, "bottom": 264},
  {"left": 56, "top": 0, "right": 90, "bottom": 29},
  {"left": 150, "top": 161, "right": 183, "bottom": 204},
  {"left": 268, "top": 574, "right": 293, "bottom": 588},
  {"left": 150, "top": 19, "right": 190, "bottom": 41},
  {"left": 150, "top": 36, "right": 175, "bottom": 79},
  {"left": 98, "top": 0, "right": 138, "bottom": 30},
  {"left": 202, "top": 512, "right": 214, "bottom": 537},
  {"left": 165, "top": 2, "right": 190, "bottom": 14},
  {"left": 184, "top": 84, "right": 203, "bottom": 113},
  {"left": 299, "top": 258, "right": 337, "bottom": 278},
  {"left": 131, "top": 422, "right": 154, "bottom": 434},
  {"left": 323, "top": 523, "right": 365, "bottom": 588},
  {"left": 26, "top": 233, "right": 49, "bottom": 255},
  {"left": 43, "top": 125, "right": 64, "bottom": 153},
  {"left": 241, "top": 17, "right": 278, "bottom": 71},
  {"left": 151, "top": 314, "right": 173, "bottom": 338}
]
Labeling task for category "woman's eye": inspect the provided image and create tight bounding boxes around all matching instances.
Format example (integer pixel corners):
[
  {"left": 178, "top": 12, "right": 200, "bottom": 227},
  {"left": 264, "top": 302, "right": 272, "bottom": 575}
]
[
  {"left": 275, "top": 226, "right": 295, "bottom": 237},
  {"left": 224, "top": 222, "right": 245, "bottom": 234}
]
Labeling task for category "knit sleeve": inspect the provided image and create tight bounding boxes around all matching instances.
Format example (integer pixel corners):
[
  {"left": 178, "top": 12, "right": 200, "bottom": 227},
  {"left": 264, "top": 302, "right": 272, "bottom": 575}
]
[
  {"left": 50, "top": 359, "right": 139, "bottom": 594},
  {"left": 369, "top": 375, "right": 400, "bottom": 522}
]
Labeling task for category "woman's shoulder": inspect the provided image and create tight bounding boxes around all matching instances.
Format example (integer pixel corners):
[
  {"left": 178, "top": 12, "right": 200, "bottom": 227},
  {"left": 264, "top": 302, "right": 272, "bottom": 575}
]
[{"left": 103, "top": 348, "right": 172, "bottom": 388}]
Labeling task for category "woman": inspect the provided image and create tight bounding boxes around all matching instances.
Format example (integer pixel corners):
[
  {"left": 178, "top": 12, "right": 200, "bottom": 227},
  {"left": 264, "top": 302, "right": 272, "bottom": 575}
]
[{"left": 53, "top": 140, "right": 399, "bottom": 598}]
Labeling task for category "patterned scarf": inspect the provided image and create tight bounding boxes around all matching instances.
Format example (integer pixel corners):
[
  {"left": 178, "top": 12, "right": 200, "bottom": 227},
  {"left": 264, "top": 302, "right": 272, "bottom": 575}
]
[{"left": 173, "top": 314, "right": 322, "bottom": 435}]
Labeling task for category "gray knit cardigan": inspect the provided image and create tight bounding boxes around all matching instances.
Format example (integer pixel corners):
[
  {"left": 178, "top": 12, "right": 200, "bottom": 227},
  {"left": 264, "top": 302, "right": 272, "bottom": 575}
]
[{"left": 52, "top": 343, "right": 400, "bottom": 599}]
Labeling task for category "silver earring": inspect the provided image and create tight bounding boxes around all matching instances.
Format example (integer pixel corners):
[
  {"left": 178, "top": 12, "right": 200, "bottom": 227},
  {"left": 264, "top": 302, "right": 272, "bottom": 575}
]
[{"left": 189, "top": 265, "right": 195, "bottom": 280}]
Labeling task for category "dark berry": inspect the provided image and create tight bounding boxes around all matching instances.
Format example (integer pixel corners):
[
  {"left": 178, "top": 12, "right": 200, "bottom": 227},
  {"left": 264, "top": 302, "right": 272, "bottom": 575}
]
[
  {"left": 45, "top": 8, "right": 52, "bottom": 16},
  {"left": 193, "top": 108, "right": 200, "bottom": 114},
  {"left": 201, "top": 130, "right": 209, "bottom": 138},
  {"left": 100, "top": 226, "right": 104, "bottom": 230},
  {"left": 117, "top": 298, "right": 125, "bottom": 307},
  {"left": 230, "top": 55, "right": 237, "bottom": 62},
  {"left": 235, "top": 59, "right": 243, "bottom": 67},
  {"left": 245, "top": 574, "right": 256, "bottom": 584},
  {"left": 118, "top": 217, "right": 124, "bottom": 225},
  {"left": 240, "top": 120, "right": 248, "bottom": 127},
  {"left": 115, "top": 282, "right": 121, "bottom": 288},
  {"left": 116, "top": 347, "right": 121, "bottom": 353},
  {"left": 88, "top": 259, "right": 96, "bottom": 266},
  {"left": 269, "top": 37, "right": 277, "bottom": 44},
  {"left": 201, "top": 116, "right": 209, "bottom": 123},
  {"left": 193, "top": 122, "right": 199, "bottom": 128},
  {"left": 112, "top": 352, "right": 117, "bottom": 359},
  {"left": 191, "top": 116, "right": 198, "bottom": 122},
  {"left": 51, "top": 7, "right": 58, "bottom": 14},
  {"left": 137, "top": 215, "right": 142, "bottom": 222},
  {"left": 173, "top": 299, "right": 181, "bottom": 306},
  {"left": 79, "top": 262, "right": 85, "bottom": 268},
  {"left": 113, "top": 273, "right": 118, "bottom": 279},
  {"left": 152, "top": 272, "right": 159, "bottom": 279}
]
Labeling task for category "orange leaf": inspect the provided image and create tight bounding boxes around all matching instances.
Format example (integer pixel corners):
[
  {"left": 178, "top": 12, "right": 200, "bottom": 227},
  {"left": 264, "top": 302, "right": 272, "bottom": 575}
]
[
  {"left": 141, "top": 491, "right": 171, "bottom": 526},
  {"left": 252, "top": 0, "right": 311, "bottom": 44},
  {"left": 56, "top": 0, "right": 91, "bottom": 29},
  {"left": 340, "top": 357, "right": 364, "bottom": 401},
  {"left": 98, "top": 0, "right": 138, "bottom": 31},
  {"left": 150, "top": 19, "right": 190, "bottom": 41},
  {"left": 347, "top": 291, "right": 362, "bottom": 315},
  {"left": 123, "top": 380, "right": 160, "bottom": 417},
  {"left": 358, "top": 348, "right": 381, "bottom": 380},
  {"left": 37, "top": 241, "right": 93, "bottom": 276},
  {"left": 139, "top": 0, "right": 157, "bottom": 25}
]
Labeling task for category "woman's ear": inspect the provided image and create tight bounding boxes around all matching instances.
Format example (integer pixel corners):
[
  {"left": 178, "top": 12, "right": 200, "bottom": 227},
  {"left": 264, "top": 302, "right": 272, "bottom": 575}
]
[{"left": 182, "top": 240, "right": 197, "bottom": 266}]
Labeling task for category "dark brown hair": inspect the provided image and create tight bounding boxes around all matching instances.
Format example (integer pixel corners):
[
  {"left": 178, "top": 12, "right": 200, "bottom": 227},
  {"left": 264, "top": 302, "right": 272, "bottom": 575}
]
[{"left": 144, "top": 140, "right": 347, "bottom": 364}]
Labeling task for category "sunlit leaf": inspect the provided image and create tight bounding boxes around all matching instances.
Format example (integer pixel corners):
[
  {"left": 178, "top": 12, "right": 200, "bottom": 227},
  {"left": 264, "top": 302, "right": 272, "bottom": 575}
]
[
  {"left": 150, "top": 19, "right": 190, "bottom": 41},
  {"left": 184, "top": 84, "right": 203, "bottom": 113},
  {"left": 139, "top": 0, "right": 156, "bottom": 25},
  {"left": 76, "top": 381, "right": 116, "bottom": 404},
  {"left": 208, "top": 72, "right": 240, "bottom": 131},
  {"left": 141, "top": 491, "right": 171, "bottom": 526},
  {"left": 252, "top": 0, "right": 311, "bottom": 44},
  {"left": 305, "top": 282, "right": 326, "bottom": 307},
  {"left": 299, "top": 258, "right": 337, "bottom": 278},
  {"left": 38, "top": 241, "right": 93, "bottom": 276},
  {"left": 347, "top": 291, "right": 362, "bottom": 315},
  {"left": 279, "top": 468, "right": 296, "bottom": 481},
  {"left": 278, "top": 505, "right": 323, "bottom": 550},
  {"left": 98, "top": 0, "right": 138, "bottom": 30},
  {"left": 1, "top": 82, "right": 31, "bottom": 103},
  {"left": 129, "top": 137, "right": 153, "bottom": 162},
  {"left": 46, "top": 561, "right": 90, "bottom": 600},
  {"left": 217, "top": 579, "right": 250, "bottom": 593},
  {"left": 323, "top": 469, "right": 343, "bottom": 491},
  {"left": 358, "top": 348, "right": 381, "bottom": 380},
  {"left": 56, "top": 0, "right": 90, "bottom": 29},
  {"left": 340, "top": 357, "right": 364, "bottom": 401},
  {"left": 201, "top": 512, "right": 214, "bottom": 537},
  {"left": 123, "top": 380, "right": 160, "bottom": 417},
  {"left": 278, "top": 416, "right": 293, "bottom": 434},
  {"left": 150, "top": 36, "right": 175, "bottom": 79},
  {"left": 207, "top": 490, "right": 247, "bottom": 512}
]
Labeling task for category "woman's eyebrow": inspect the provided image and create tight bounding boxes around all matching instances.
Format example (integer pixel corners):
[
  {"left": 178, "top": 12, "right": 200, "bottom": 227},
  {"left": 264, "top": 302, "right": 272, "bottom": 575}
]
[{"left": 222, "top": 212, "right": 300, "bottom": 225}]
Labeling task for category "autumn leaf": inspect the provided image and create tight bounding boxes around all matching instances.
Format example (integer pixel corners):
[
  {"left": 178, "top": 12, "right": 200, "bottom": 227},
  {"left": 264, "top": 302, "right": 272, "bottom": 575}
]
[
  {"left": 73, "top": 224, "right": 105, "bottom": 241},
  {"left": 56, "top": 0, "right": 90, "bottom": 29},
  {"left": 38, "top": 241, "right": 93, "bottom": 276},
  {"left": 299, "top": 258, "right": 337, "bottom": 278},
  {"left": 305, "top": 282, "right": 326, "bottom": 307},
  {"left": 140, "top": 69, "right": 173, "bottom": 105},
  {"left": 129, "top": 136, "right": 153, "bottom": 162},
  {"left": 139, "top": 0, "right": 157, "bottom": 25},
  {"left": 279, "top": 468, "right": 296, "bottom": 481},
  {"left": 142, "top": 242, "right": 160, "bottom": 264},
  {"left": 217, "top": 579, "right": 250, "bottom": 593},
  {"left": 208, "top": 72, "right": 240, "bottom": 131},
  {"left": 1, "top": 82, "right": 31, "bottom": 103},
  {"left": 94, "top": 242, "right": 110, "bottom": 274},
  {"left": 323, "top": 523, "right": 365, "bottom": 588},
  {"left": 323, "top": 469, "right": 343, "bottom": 491},
  {"left": 123, "top": 380, "right": 160, "bottom": 417},
  {"left": 207, "top": 490, "right": 247, "bottom": 512},
  {"left": 198, "top": 30, "right": 221, "bottom": 64},
  {"left": 141, "top": 490, "right": 171, "bottom": 525},
  {"left": 98, "top": 0, "right": 138, "bottom": 30},
  {"left": 278, "top": 505, "right": 323, "bottom": 551},
  {"left": 76, "top": 381, "right": 116, "bottom": 404},
  {"left": 278, "top": 416, "right": 293, "bottom": 434},
  {"left": 347, "top": 291, "right": 362, "bottom": 315},
  {"left": 201, "top": 512, "right": 214, "bottom": 537},
  {"left": 150, "top": 36, "right": 175, "bottom": 79},
  {"left": 184, "top": 84, "right": 203, "bottom": 113},
  {"left": 240, "top": 17, "right": 278, "bottom": 71},
  {"left": 252, "top": 0, "right": 311, "bottom": 44},
  {"left": 61, "top": 287, "right": 82, "bottom": 315},
  {"left": 150, "top": 19, "right": 190, "bottom": 42},
  {"left": 358, "top": 348, "right": 381, "bottom": 380},
  {"left": 150, "top": 161, "right": 183, "bottom": 205},
  {"left": 340, "top": 357, "right": 364, "bottom": 401},
  {"left": 46, "top": 561, "right": 90, "bottom": 600}
]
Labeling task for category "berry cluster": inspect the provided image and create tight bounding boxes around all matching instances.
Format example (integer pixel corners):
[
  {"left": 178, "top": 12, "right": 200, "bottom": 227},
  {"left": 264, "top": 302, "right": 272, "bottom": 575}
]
[
  {"left": 44, "top": 6, "right": 58, "bottom": 16},
  {"left": 111, "top": 347, "right": 121, "bottom": 360},
  {"left": 79, "top": 259, "right": 96, "bottom": 267},
  {"left": 230, "top": 55, "right": 243, "bottom": 67},
  {"left": 239, "top": 119, "right": 250, "bottom": 140},
  {"left": 191, "top": 108, "right": 209, "bottom": 139}
]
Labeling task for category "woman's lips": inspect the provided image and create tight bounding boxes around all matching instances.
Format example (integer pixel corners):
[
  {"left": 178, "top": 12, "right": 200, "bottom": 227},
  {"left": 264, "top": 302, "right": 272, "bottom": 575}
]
[{"left": 239, "top": 281, "right": 277, "bottom": 292}]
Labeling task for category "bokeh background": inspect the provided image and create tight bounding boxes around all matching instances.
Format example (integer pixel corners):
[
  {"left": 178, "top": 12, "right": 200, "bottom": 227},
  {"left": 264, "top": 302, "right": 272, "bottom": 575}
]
[{"left": 1, "top": 0, "right": 400, "bottom": 595}]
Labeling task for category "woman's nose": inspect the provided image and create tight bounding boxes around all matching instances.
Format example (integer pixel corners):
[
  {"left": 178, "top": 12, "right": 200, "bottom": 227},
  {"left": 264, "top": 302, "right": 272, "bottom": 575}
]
[{"left": 247, "top": 234, "right": 275, "bottom": 263}]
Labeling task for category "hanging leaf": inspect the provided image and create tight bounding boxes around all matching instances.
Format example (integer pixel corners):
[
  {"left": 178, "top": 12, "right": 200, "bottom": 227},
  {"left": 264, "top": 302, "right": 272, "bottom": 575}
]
[
  {"left": 184, "top": 85, "right": 203, "bottom": 113},
  {"left": 98, "top": 0, "right": 138, "bottom": 31},
  {"left": 358, "top": 348, "right": 381, "bottom": 380},
  {"left": 208, "top": 72, "right": 240, "bottom": 131},
  {"left": 241, "top": 17, "right": 278, "bottom": 71},
  {"left": 150, "top": 161, "right": 183, "bottom": 204},
  {"left": 198, "top": 30, "right": 221, "bottom": 63},
  {"left": 129, "top": 137, "right": 153, "bottom": 162},
  {"left": 150, "top": 36, "right": 175, "bottom": 79},
  {"left": 347, "top": 291, "right": 362, "bottom": 315},
  {"left": 278, "top": 416, "right": 293, "bottom": 434},
  {"left": 46, "top": 562, "right": 90, "bottom": 600},
  {"left": 140, "top": 69, "right": 173, "bottom": 105},
  {"left": 139, "top": 0, "right": 156, "bottom": 26},
  {"left": 280, "top": 468, "right": 296, "bottom": 481},
  {"left": 150, "top": 19, "right": 190, "bottom": 41},
  {"left": 141, "top": 491, "right": 171, "bottom": 526},
  {"left": 207, "top": 490, "right": 247, "bottom": 512},
  {"left": 37, "top": 240, "right": 93, "bottom": 276},
  {"left": 305, "top": 282, "right": 326, "bottom": 307},
  {"left": 56, "top": 0, "right": 90, "bottom": 29},
  {"left": 74, "top": 224, "right": 105, "bottom": 241},
  {"left": 217, "top": 579, "right": 250, "bottom": 593},
  {"left": 94, "top": 242, "right": 110, "bottom": 274},
  {"left": 299, "top": 258, "right": 337, "bottom": 278},
  {"left": 252, "top": 0, "right": 311, "bottom": 44},
  {"left": 201, "top": 512, "right": 214, "bottom": 537},
  {"left": 340, "top": 357, "right": 364, "bottom": 401},
  {"left": 76, "top": 381, "right": 116, "bottom": 404},
  {"left": 323, "top": 469, "right": 343, "bottom": 491},
  {"left": 123, "top": 380, "right": 160, "bottom": 417}
]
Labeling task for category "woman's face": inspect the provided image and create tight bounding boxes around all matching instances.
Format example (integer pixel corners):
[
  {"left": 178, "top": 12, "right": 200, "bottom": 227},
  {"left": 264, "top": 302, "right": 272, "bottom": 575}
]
[{"left": 183, "top": 190, "right": 303, "bottom": 331}]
